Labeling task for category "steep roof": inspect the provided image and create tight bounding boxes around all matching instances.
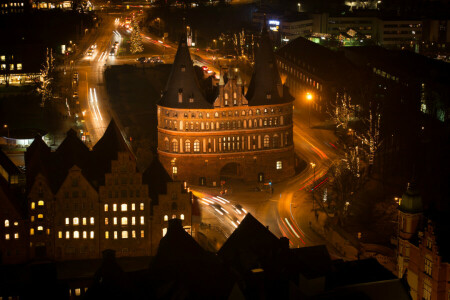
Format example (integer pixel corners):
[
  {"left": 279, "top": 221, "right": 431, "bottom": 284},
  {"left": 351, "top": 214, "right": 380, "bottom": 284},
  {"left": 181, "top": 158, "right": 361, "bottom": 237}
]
[
  {"left": 218, "top": 213, "right": 281, "bottom": 265},
  {"left": 25, "top": 134, "right": 52, "bottom": 193},
  {"left": 159, "top": 35, "right": 212, "bottom": 109},
  {"left": 142, "top": 155, "right": 172, "bottom": 206},
  {"left": 0, "top": 148, "right": 21, "bottom": 177},
  {"left": 246, "top": 28, "right": 293, "bottom": 106},
  {"left": 92, "top": 119, "right": 134, "bottom": 177},
  {"left": 399, "top": 183, "right": 423, "bottom": 214}
]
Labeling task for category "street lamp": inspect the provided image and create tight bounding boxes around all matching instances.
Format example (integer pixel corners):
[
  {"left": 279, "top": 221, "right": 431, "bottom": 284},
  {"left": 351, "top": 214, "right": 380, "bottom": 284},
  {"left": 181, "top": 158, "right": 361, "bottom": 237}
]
[
  {"left": 310, "top": 162, "right": 316, "bottom": 216},
  {"left": 306, "top": 92, "right": 313, "bottom": 128},
  {"left": 3, "top": 124, "right": 9, "bottom": 138}
]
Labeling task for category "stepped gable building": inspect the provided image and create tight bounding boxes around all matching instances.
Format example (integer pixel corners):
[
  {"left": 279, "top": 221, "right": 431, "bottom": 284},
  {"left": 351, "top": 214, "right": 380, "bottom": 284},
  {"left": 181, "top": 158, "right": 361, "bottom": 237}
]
[
  {"left": 157, "top": 30, "right": 296, "bottom": 186},
  {"left": 13, "top": 119, "right": 192, "bottom": 263}
]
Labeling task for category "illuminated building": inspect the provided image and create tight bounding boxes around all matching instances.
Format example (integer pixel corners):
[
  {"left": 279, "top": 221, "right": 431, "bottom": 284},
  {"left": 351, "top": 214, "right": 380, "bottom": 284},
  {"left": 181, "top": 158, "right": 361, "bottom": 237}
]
[{"left": 157, "top": 29, "right": 296, "bottom": 186}]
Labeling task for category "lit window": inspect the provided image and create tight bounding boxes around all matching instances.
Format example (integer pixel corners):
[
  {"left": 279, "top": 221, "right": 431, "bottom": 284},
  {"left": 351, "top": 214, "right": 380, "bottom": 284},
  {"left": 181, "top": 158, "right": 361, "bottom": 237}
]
[
  {"left": 75, "top": 288, "right": 81, "bottom": 296},
  {"left": 140, "top": 230, "right": 144, "bottom": 238},
  {"left": 14, "top": 222, "right": 18, "bottom": 226},
  {"left": 31, "top": 202, "right": 35, "bottom": 209},
  {"left": 0, "top": 56, "right": 4, "bottom": 61},
  {"left": 181, "top": 214, "right": 185, "bottom": 220},
  {"left": 14, "top": 233, "right": 19, "bottom": 239},
  {"left": 172, "top": 214, "right": 176, "bottom": 219},
  {"left": 131, "top": 203, "right": 136, "bottom": 211},
  {"left": 58, "top": 231, "right": 62, "bottom": 238},
  {"left": 73, "top": 217, "right": 79, "bottom": 225},
  {"left": 162, "top": 228, "right": 167, "bottom": 237},
  {"left": 16, "top": 63, "right": 22, "bottom": 70},
  {"left": 37, "top": 226, "right": 43, "bottom": 231},
  {"left": 121, "top": 204, "right": 127, "bottom": 211},
  {"left": 276, "top": 161, "right": 283, "bottom": 169},
  {"left": 90, "top": 217, "right": 94, "bottom": 225},
  {"left": 423, "top": 277, "right": 432, "bottom": 300},
  {"left": 114, "top": 231, "right": 118, "bottom": 239},
  {"left": 83, "top": 217, "right": 87, "bottom": 225},
  {"left": 132, "top": 217, "right": 136, "bottom": 225},
  {"left": 37, "top": 214, "right": 43, "bottom": 219},
  {"left": 105, "top": 218, "right": 109, "bottom": 225},
  {"left": 122, "top": 231, "right": 128, "bottom": 239},
  {"left": 113, "top": 204, "right": 117, "bottom": 211},
  {"left": 122, "top": 217, "right": 128, "bottom": 225},
  {"left": 140, "top": 203, "right": 144, "bottom": 211},
  {"left": 164, "top": 215, "right": 168, "bottom": 221},
  {"left": 4, "top": 220, "right": 9, "bottom": 227},
  {"left": 113, "top": 217, "right": 117, "bottom": 225},
  {"left": 104, "top": 204, "right": 108, "bottom": 212},
  {"left": 65, "top": 231, "right": 70, "bottom": 239},
  {"left": 31, "top": 216, "right": 35, "bottom": 222},
  {"left": 30, "top": 228, "right": 34, "bottom": 235},
  {"left": 132, "top": 230, "right": 136, "bottom": 238},
  {"left": 173, "top": 166, "right": 178, "bottom": 175},
  {"left": 38, "top": 200, "right": 44, "bottom": 206},
  {"left": 65, "top": 218, "right": 69, "bottom": 225},
  {"left": 90, "top": 231, "right": 94, "bottom": 239},
  {"left": 1, "top": 64, "right": 5, "bottom": 70},
  {"left": 5, "top": 234, "right": 10, "bottom": 240},
  {"left": 9, "top": 64, "right": 14, "bottom": 71},
  {"left": 74, "top": 231, "right": 79, "bottom": 239},
  {"left": 264, "top": 135, "right": 270, "bottom": 148},
  {"left": 140, "top": 216, "right": 144, "bottom": 225},
  {"left": 194, "top": 140, "right": 200, "bottom": 152},
  {"left": 105, "top": 231, "right": 109, "bottom": 239},
  {"left": 425, "top": 256, "right": 433, "bottom": 276},
  {"left": 83, "top": 231, "right": 87, "bottom": 239},
  {"left": 47, "top": 228, "right": 50, "bottom": 235}
]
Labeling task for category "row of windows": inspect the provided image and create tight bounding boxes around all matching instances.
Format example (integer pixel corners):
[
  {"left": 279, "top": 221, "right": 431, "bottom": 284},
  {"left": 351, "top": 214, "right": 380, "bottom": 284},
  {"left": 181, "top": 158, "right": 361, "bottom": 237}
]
[
  {"left": 30, "top": 200, "right": 44, "bottom": 209},
  {"left": 163, "top": 116, "right": 288, "bottom": 131},
  {"left": 4, "top": 233, "right": 19, "bottom": 240},
  {"left": 30, "top": 227, "right": 50, "bottom": 235},
  {"left": 4, "top": 220, "right": 19, "bottom": 227},
  {"left": 105, "top": 230, "right": 145, "bottom": 239},
  {"left": 65, "top": 217, "right": 95, "bottom": 226},
  {"left": 105, "top": 177, "right": 138, "bottom": 186},
  {"left": 58, "top": 231, "right": 95, "bottom": 239},
  {"left": 279, "top": 61, "right": 322, "bottom": 91},
  {"left": 0, "top": 3, "right": 24, "bottom": 8},
  {"left": 104, "top": 216, "right": 145, "bottom": 225},
  {"left": 163, "top": 214, "right": 184, "bottom": 221},
  {"left": 164, "top": 133, "right": 291, "bottom": 154},
  {"left": 162, "top": 107, "right": 285, "bottom": 119},
  {"left": 0, "top": 63, "right": 22, "bottom": 71},
  {"left": 104, "top": 203, "right": 144, "bottom": 212}
]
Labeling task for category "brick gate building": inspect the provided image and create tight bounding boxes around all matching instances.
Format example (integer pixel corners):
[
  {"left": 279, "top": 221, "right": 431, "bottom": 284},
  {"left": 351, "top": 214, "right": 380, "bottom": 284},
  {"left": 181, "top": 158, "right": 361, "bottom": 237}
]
[{"left": 157, "top": 29, "right": 296, "bottom": 186}]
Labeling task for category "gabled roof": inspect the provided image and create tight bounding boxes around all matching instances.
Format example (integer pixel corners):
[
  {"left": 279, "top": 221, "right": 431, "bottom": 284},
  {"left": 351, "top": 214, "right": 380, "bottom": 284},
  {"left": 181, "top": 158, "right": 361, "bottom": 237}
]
[
  {"left": 0, "top": 148, "right": 21, "bottom": 177},
  {"left": 158, "top": 35, "right": 212, "bottom": 109},
  {"left": 92, "top": 119, "right": 134, "bottom": 177},
  {"left": 25, "top": 134, "right": 52, "bottom": 193},
  {"left": 246, "top": 28, "right": 293, "bottom": 106},
  {"left": 142, "top": 155, "right": 172, "bottom": 206},
  {"left": 218, "top": 213, "right": 281, "bottom": 264}
]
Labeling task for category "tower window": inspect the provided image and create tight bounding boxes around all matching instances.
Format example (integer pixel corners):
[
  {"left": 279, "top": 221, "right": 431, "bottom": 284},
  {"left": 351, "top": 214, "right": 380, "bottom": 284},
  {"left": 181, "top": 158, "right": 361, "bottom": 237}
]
[{"left": 121, "top": 204, "right": 127, "bottom": 211}]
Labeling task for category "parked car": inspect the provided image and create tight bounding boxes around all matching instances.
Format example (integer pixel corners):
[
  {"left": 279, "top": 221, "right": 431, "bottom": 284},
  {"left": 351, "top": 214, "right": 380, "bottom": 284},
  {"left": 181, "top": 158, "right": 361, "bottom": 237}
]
[{"left": 136, "top": 57, "right": 147, "bottom": 63}]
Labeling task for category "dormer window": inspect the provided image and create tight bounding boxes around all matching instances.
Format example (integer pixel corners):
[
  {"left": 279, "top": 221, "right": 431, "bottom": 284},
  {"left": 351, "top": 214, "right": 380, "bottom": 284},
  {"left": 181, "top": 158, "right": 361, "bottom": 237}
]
[
  {"left": 181, "top": 65, "right": 186, "bottom": 72},
  {"left": 178, "top": 89, "right": 183, "bottom": 103},
  {"left": 189, "top": 97, "right": 194, "bottom": 103}
]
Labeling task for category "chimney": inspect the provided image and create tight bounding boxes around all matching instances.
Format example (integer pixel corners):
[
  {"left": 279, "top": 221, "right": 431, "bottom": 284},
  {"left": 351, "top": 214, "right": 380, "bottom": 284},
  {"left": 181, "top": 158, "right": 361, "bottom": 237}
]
[{"left": 279, "top": 237, "right": 290, "bottom": 250}]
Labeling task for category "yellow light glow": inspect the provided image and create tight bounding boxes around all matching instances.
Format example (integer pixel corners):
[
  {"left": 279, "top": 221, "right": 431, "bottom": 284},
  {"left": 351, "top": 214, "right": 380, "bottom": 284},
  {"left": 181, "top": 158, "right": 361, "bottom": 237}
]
[{"left": 306, "top": 92, "right": 313, "bottom": 101}]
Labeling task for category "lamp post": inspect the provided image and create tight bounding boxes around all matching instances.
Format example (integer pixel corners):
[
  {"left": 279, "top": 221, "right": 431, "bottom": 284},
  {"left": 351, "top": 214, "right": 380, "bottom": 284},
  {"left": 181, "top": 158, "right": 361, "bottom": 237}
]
[
  {"left": 310, "top": 162, "right": 316, "bottom": 215},
  {"left": 3, "top": 124, "right": 9, "bottom": 138},
  {"left": 306, "top": 92, "right": 313, "bottom": 128}
]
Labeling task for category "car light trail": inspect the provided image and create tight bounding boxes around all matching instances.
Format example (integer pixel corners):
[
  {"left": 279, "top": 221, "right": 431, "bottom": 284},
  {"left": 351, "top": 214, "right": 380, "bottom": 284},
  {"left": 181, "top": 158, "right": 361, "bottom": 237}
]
[
  {"left": 284, "top": 218, "right": 300, "bottom": 239},
  {"left": 93, "top": 88, "right": 103, "bottom": 121},
  {"left": 89, "top": 88, "right": 99, "bottom": 121}
]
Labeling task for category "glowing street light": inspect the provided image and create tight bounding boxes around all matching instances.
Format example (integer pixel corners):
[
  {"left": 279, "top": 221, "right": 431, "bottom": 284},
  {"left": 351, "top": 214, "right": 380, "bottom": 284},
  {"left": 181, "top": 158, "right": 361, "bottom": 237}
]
[
  {"left": 3, "top": 124, "right": 9, "bottom": 138},
  {"left": 306, "top": 92, "right": 314, "bottom": 128}
]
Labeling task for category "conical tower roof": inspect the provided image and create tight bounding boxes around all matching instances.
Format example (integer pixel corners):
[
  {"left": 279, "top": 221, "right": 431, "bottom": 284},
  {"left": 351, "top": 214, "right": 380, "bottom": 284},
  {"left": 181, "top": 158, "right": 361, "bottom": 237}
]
[
  {"left": 159, "top": 35, "right": 211, "bottom": 109},
  {"left": 245, "top": 28, "right": 293, "bottom": 106}
]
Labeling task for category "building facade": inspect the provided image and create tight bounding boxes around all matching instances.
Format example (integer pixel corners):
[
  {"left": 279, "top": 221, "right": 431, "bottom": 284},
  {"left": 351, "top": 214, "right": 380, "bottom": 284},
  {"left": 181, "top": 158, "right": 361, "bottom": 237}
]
[
  {"left": 157, "top": 31, "right": 296, "bottom": 186},
  {"left": 0, "top": 120, "right": 193, "bottom": 264}
]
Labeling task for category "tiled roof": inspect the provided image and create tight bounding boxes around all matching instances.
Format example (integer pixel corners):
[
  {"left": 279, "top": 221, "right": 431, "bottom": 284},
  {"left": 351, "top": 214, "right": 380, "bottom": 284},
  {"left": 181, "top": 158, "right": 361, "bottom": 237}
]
[
  {"left": 159, "top": 35, "right": 212, "bottom": 109},
  {"left": 246, "top": 28, "right": 293, "bottom": 106}
]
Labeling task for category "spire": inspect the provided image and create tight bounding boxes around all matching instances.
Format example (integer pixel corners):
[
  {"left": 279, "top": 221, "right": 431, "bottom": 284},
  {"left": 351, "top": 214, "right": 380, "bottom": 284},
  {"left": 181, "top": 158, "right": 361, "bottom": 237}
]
[
  {"left": 245, "top": 26, "right": 292, "bottom": 106},
  {"left": 159, "top": 34, "right": 211, "bottom": 109}
]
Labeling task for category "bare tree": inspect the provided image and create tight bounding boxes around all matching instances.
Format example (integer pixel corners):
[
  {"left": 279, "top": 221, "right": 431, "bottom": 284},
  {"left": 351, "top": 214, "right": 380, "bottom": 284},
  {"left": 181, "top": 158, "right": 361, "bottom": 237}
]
[
  {"left": 37, "top": 48, "right": 55, "bottom": 107},
  {"left": 327, "top": 91, "right": 352, "bottom": 130}
]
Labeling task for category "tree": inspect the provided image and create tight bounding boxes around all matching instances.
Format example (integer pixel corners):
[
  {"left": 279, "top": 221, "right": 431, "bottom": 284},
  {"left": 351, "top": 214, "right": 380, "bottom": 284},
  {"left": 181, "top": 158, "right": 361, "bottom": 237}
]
[
  {"left": 130, "top": 17, "right": 144, "bottom": 54},
  {"left": 327, "top": 91, "right": 352, "bottom": 131},
  {"left": 329, "top": 160, "right": 359, "bottom": 226},
  {"left": 36, "top": 48, "right": 55, "bottom": 107}
]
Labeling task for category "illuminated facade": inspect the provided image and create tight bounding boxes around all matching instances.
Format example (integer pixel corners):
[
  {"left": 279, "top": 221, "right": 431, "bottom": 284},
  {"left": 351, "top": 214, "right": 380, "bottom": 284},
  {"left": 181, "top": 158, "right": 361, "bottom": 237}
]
[
  {"left": 157, "top": 31, "right": 296, "bottom": 186},
  {"left": 17, "top": 121, "right": 192, "bottom": 262}
]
